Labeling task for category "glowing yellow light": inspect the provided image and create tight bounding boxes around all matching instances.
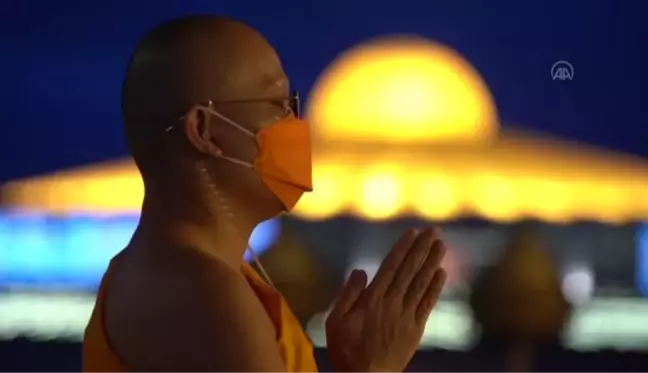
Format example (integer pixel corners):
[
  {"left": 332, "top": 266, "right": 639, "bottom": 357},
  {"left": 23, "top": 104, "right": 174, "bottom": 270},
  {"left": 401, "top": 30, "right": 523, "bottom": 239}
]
[
  {"left": 471, "top": 174, "right": 520, "bottom": 222},
  {"left": 354, "top": 166, "right": 404, "bottom": 220},
  {"left": 307, "top": 36, "right": 498, "bottom": 144},
  {"left": 0, "top": 162, "right": 144, "bottom": 216},
  {"left": 3, "top": 153, "right": 648, "bottom": 223},
  {"left": 295, "top": 161, "right": 350, "bottom": 220},
  {"left": 80, "top": 176, "right": 143, "bottom": 211},
  {"left": 524, "top": 178, "right": 573, "bottom": 223},
  {"left": 414, "top": 173, "right": 461, "bottom": 220},
  {"left": 585, "top": 182, "right": 628, "bottom": 224}
]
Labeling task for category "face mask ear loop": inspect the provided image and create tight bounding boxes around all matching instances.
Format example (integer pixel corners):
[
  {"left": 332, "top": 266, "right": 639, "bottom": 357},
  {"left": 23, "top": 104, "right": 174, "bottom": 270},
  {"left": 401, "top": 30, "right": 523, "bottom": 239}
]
[
  {"left": 196, "top": 105, "right": 257, "bottom": 169},
  {"left": 203, "top": 106, "right": 256, "bottom": 138},
  {"left": 247, "top": 245, "right": 275, "bottom": 289},
  {"left": 217, "top": 155, "right": 255, "bottom": 169}
]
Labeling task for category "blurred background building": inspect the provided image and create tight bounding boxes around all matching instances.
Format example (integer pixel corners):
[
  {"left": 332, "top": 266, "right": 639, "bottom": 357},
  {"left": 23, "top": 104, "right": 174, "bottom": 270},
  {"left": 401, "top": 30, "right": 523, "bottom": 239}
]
[{"left": 2, "top": 4, "right": 648, "bottom": 371}]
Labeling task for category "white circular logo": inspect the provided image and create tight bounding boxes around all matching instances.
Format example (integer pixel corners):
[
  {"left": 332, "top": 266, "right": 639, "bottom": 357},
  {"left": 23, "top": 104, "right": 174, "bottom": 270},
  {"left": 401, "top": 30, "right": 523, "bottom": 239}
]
[{"left": 551, "top": 60, "right": 574, "bottom": 81}]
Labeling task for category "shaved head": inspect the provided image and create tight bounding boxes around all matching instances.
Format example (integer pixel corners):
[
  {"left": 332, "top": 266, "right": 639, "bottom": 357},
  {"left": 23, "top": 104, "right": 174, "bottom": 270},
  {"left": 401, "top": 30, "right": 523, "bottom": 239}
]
[
  {"left": 123, "top": 15, "right": 292, "bottom": 225},
  {"left": 123, "top": 15, "right": 288, "bottom": 178}
]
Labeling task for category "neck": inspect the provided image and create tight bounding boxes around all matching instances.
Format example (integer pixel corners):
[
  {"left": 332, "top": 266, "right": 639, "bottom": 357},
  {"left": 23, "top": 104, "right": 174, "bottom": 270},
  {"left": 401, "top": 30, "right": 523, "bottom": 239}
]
[{"left": 131, "top": 183, "right": 257, "bottom": 268}]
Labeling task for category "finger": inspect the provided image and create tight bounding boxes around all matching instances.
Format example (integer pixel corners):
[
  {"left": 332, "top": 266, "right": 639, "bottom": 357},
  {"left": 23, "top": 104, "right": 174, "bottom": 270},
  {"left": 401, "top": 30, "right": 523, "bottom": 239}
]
[
  {"left": 403, "top": 239, "right": 446, "bottom": 311},
  {"left": 328, "top": 269, "right": 368, "bottom": 321},
  {"left": 365, "top": 229, "right": 420, "bottom": 297},
  {"left": 385, "top": 228, "right": 440, "bottom": 300},
  {"left": 415, "top": 268, "right": 447, "bottom": 325}
]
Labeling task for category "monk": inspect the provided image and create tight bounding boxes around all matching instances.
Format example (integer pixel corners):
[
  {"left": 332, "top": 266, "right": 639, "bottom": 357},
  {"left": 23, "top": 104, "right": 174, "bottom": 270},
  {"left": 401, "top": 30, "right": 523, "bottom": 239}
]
[{"left": 83, "top": 15, "right": 447, "bottom": 372}]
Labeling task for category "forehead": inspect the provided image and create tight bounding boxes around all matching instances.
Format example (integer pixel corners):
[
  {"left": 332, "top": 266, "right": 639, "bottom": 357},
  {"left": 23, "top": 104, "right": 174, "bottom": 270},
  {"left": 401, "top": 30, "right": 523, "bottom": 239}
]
[
  {"left": 219, "top": 54, "right": 289, "bottom": 101},
  {"left": 258, "top": 56, "right": 289, "bottom": 98},
  {"left": 248, "top": 38, "right": 289, "bottom": 93},
  {"left": 195, "top": 32, "right": 290, "bottom": 102},
  {"left": 269, "top": 76, "right": 289, "bottom": 95}
]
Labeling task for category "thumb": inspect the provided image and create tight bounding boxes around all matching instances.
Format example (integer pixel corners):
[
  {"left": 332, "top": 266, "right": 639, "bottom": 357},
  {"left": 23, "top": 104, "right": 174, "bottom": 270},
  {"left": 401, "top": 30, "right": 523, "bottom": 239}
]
[{"left": 329, "top": 269, "right": 368, "bottom": 320}]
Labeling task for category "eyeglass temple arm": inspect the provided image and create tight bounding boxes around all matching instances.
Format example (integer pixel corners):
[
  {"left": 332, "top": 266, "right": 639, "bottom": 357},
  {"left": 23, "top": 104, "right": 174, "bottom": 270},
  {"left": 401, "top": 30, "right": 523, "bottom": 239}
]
[{"left": 292, "top": 91, "right": 300, "bottom": 118}]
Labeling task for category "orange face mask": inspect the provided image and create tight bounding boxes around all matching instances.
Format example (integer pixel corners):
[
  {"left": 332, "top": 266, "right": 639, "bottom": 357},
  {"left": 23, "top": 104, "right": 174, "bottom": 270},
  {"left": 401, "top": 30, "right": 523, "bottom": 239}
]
[{"left": 204, "top": 107, "right": 313, "bottom": 211}]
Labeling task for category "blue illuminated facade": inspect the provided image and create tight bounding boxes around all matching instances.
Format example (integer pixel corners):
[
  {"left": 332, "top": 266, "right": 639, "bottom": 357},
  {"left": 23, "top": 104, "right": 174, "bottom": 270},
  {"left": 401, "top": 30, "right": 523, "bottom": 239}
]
[
  {"left": 0, "top": 213, "right": 280, "bottom": 290},
  {"left": 636, "top": 224, "right": 648, "bottom": 297}
]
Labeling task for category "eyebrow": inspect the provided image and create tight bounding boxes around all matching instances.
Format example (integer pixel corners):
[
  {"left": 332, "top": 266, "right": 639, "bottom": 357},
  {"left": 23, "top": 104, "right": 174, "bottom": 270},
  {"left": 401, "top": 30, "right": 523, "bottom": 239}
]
[{"left": 259, "top": 69, "right": 289, "bottom": 94}]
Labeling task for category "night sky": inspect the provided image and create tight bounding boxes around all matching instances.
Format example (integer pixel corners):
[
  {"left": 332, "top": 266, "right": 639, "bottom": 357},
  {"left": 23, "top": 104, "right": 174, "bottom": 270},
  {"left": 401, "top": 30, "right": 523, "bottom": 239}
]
[{"left": 1, "top": 0, "right": 646, "bottom": 182}]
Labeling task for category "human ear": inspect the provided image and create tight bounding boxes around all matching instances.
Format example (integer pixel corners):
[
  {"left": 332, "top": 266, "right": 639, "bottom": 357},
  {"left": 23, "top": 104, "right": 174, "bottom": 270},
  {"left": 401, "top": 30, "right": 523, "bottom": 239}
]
[{"left": 183, "top": 105, "right": 223, "bottom": 157}]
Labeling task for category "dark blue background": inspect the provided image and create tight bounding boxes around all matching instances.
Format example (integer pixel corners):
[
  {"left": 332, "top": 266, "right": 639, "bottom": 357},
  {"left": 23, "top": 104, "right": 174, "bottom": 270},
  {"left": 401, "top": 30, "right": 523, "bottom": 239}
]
[{"left": 2, "top": 0, "right": 646, "bottom": 182}]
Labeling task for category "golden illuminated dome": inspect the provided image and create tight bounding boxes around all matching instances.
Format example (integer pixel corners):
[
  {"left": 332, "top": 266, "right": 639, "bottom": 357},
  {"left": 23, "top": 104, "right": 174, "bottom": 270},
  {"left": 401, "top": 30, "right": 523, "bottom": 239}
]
[
  {"left": 4, "top": 38, "right": 648, "bottom": 225},
  {"left": 307, "top": 35, "right": 499, "bottom": 145}
]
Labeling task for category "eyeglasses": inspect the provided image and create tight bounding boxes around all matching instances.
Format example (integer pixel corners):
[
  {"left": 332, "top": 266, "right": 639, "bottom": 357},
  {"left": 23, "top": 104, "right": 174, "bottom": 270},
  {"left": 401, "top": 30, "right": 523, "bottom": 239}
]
[
  {"left": 166, "top": 91, "right": 300, "bottom": 133},
  {"left": 207, "top": 91, "right": 301, "bottom": 118}
]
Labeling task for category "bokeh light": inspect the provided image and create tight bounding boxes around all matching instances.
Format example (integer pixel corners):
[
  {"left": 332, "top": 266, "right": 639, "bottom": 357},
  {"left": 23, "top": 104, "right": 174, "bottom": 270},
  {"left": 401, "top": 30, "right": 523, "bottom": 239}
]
[
  {"left": 562, "top": 264, "right": 595, "bottom": 305},
  {"left": 246, "top": 217, "right": 281, "bottom": 260},
  {"left": 294, "top": 159, "right": 352, "bottom": 220},
  {"left": 307, "top": 35, "right": 498, "bottom": 144},
  {"left": 354, "top": 164, "right": 405, "bottom": 220}
]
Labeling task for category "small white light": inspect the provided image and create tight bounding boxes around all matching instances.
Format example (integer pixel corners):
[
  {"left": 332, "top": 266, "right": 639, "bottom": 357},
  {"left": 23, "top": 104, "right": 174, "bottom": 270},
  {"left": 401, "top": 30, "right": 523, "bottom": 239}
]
[
  {"left": 347, "top": 256, "right": 382, "bottom": 283},
  {"left": 562, "top": 264, "right": 595, "bottom": 305}
]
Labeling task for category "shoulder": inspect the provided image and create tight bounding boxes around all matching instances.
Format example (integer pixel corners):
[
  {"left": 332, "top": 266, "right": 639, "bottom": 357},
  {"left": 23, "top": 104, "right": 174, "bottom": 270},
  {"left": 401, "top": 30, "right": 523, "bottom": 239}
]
[{"left": 105, "top": 248, "right": 285, "bottom": 371}]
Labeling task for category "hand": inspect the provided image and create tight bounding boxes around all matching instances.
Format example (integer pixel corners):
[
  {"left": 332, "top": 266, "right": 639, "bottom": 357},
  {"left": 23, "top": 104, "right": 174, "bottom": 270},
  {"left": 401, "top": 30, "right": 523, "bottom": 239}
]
[{"left": 325, "top": 228, "right": 447, "bottom": 372}]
